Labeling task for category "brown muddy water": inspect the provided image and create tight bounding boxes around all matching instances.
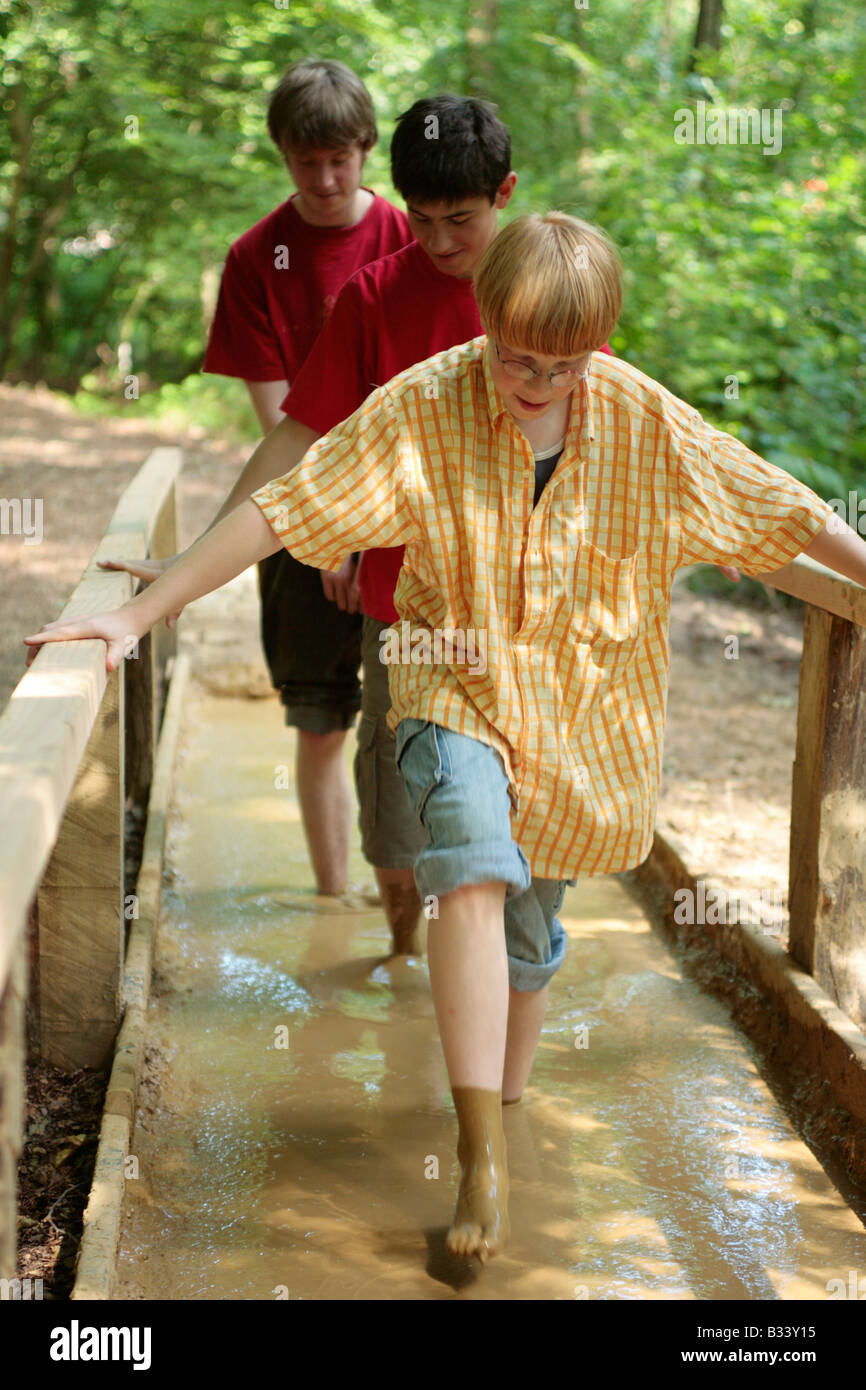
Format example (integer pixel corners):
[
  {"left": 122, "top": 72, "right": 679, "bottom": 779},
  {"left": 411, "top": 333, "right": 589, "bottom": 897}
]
[{"left": 114, "top": 687, "right": 866, "bottom": 1301}]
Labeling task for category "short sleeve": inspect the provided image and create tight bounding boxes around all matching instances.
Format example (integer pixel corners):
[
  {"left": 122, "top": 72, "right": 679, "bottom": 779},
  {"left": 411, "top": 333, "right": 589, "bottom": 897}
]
[
  {"left": 203, "top": 245, "right": 286, "bottom": 381},
  {"left": 676, "top": 413, "right": 835, "bottom": 575},
  {"left": 283, "top": 277, "right": 370, "bottom": 431},
  {"left": 251, "top": 387, "right": 419, "bottom": 572}
]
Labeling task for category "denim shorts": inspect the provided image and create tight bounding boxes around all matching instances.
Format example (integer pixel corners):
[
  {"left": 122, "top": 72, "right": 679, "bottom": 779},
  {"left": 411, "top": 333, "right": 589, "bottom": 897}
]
[{"left": 394, "top": 718, "right": 570, "bottom": 991}]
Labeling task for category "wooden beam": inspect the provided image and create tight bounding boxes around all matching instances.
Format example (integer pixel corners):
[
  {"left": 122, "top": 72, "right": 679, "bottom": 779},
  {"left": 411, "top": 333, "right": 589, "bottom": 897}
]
[
  {"left": 149, "top": 481, "right": 178, "bottom": 736},
  {"left": 125, "top": 475, "right": 177, "bottom": 808},
  {"left": 0, "top": 936, "right": 26, "bottom": 1280},
  {"left": 0, "top": 447, "right": 181, "bottom": 1000},
  {"left": 34, "top": 668, "right": 124, "bottom": 1067},
  {"left": 760, "top": 554, "right": 866, "bottom": 629},
  {"left": 789, "top": 605, "right": 866, "bottom": 1028}
]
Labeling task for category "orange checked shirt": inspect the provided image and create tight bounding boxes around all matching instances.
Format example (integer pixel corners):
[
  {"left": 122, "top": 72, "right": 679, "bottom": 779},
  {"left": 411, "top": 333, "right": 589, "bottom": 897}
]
[{"left": 251, "top": 337, "right": 834, "bottom": 880}]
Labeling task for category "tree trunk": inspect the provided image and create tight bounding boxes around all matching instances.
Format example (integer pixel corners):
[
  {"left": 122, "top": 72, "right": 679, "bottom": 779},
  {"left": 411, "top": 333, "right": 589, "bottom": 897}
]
[
  {"left": 466, "top": 0, "right": 499, "bottom": 98},
  {"left": 687, "top": 0, "right": 724, "bottom": 72}
]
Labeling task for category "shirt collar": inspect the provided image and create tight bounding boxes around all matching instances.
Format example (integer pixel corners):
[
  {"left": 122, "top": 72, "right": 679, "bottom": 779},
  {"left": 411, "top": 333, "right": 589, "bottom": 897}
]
[{"left": 480, "top": 337, "right": 597, "bottom": 452}]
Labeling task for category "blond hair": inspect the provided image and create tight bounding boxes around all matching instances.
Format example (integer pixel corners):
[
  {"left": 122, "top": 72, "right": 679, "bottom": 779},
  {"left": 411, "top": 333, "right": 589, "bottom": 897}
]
[{"left": 473, "top": 212, "right": 622, "bottom": 355}]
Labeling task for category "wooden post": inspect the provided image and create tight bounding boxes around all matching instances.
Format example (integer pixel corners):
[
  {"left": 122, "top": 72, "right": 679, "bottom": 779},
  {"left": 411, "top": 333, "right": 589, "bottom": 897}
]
[
  {"left": 125, "top": 629, "right": 154, "bottom": 811},
  {"left": 124, "top": 477, "right": 177, "bottom": 832},
  {"left": 789, "top": 604, "right": 866, "bottom": 1027},
  {"left": 34, "top": 670, "right": 125, "bottom": 1069},
  {"left": 0, "top": 934, "right": 27, "bottom": 1279},
  {"left": 150, "top": 483, "right": 177, "bottom": 738}
]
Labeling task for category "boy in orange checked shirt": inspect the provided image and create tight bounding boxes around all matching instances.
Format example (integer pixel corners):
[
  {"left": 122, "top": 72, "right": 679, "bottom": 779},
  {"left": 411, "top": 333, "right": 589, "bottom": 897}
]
[{"left": 27, "top": 213, "right": 858, "bottom": 1265}]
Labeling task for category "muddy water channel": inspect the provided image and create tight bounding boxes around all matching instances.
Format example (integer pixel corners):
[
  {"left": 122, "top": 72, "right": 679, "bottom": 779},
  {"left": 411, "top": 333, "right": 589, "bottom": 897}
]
[{"left": 114, "top": 688, "right": 866, "bottom": 1301}]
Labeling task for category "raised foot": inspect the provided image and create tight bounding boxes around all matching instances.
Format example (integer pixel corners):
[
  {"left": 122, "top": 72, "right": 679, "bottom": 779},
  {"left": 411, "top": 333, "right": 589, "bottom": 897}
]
[{"left": 447, "top": 1161, "right": 510, "bottom": 1262}]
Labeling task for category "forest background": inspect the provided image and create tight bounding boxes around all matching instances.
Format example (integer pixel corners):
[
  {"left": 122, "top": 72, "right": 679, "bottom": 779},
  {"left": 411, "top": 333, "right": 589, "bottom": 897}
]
[{"left": 1, "top": 0, "right": 863, "bottom": 507}]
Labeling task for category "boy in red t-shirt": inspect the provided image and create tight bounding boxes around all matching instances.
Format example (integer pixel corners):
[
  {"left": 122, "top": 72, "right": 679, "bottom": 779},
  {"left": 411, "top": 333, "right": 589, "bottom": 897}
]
[{"left": 199, "top": 59, "right": 412, "bottom": 895}]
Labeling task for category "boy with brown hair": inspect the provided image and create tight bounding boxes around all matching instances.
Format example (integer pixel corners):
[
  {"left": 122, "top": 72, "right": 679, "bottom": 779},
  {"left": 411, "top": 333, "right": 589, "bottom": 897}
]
[
  {"left": 28, "top": 213, "right": 855, "bottom": 1265},
  {"left": 201, "top": 57, "right": 412, "bottom": 895}
]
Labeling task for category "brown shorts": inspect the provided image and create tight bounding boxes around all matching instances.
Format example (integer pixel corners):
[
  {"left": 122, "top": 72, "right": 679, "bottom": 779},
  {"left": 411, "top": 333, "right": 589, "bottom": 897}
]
[
  {"left": 257, "top": 549, "right": 362, "bottom": 734},
  {"left": 353, "top": 616, "right": 428, "bottom": 869}
]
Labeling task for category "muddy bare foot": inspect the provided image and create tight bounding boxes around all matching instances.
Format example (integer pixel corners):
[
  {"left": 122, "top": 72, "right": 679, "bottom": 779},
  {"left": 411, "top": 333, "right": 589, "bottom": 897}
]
[{"left": 448, "top": 1087, "right": 510, "bottom": 1262}]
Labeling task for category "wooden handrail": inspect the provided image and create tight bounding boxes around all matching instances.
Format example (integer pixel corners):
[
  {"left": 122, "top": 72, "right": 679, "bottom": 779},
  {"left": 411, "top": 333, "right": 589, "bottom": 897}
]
[
  {"left": 758, "top": 553, "right": 866, "bottom": 628},
  {"left": 0, "top": 448, "right": 181, "bottom": 1000},
  {"left": 0, "top": 445, "right": 181, "bottom": 1279},
  {"left": 677, "top": 552, "right": 866, "bottom": 1028}
]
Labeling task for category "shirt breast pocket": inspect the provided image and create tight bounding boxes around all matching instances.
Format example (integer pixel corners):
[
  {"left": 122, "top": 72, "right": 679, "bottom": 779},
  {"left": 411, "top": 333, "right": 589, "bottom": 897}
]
[{"left": 570, "top": 542, "right": 656, "bottom": 646}]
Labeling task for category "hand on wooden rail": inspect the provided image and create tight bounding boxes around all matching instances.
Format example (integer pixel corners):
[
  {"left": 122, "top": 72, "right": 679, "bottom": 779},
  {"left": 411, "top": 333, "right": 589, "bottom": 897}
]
[{"left": 23, "top": 605, "right": 150, "bottom": 672}]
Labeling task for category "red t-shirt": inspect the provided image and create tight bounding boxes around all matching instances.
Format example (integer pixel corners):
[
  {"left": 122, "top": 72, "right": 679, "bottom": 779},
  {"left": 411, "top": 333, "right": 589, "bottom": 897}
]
[
  {"left": 285, "top": 241, "right": 482, "bottom": 621},
  {"left": 285, "top": 239, "right": 614, "bottom": 623},
  {"left": 203, "top": 191, "right": 412, "bottom": 383}
]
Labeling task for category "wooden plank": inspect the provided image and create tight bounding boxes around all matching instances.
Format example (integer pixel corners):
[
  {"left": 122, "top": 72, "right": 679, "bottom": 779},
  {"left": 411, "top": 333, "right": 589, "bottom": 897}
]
[
  {"left": 0, "top": 935, "right": 27, "bottom": 1279},
  {"left": 149, "top": 482, "right": 178, "bottom": 738},
  {"left": 34, "top": 669, "right": 124, "bottom": 1068},
  {"left": 125, "top": 630, "right": 154, "bottom": 811},
  {"left": 789, "top": 605, "right": 866, "bottom": 1027},
  {"left": 0, "top": 448, "right": 181, "bottom": 999},
  {"left": 760, "top": 554, "right": 866, "bottom": 629},
  {"left": 73, "top": 654, "right": 191, "bottom": 1300},
  {"left": 788, "top": 605, "right": 833, "bottom": 973}
]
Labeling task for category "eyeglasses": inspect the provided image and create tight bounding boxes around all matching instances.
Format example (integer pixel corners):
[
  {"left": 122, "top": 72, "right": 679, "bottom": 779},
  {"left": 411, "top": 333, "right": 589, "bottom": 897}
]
[{"left": 494, "top": 340, "right": 589, "bottom": 388}]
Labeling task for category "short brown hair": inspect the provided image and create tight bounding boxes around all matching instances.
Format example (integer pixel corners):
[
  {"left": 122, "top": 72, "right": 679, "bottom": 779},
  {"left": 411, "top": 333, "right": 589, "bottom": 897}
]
[
  {"left": 473, "top": 212, "right": 622, "bottom": 355},
  {"left": 267, "top": 59, "right": 377, "bottom": 152}
]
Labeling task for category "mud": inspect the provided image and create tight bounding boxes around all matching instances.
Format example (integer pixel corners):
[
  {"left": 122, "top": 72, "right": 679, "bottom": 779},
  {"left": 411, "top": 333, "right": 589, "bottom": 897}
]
[{"left": 113, "top": 666, "right": 866, "bottom": 1300}]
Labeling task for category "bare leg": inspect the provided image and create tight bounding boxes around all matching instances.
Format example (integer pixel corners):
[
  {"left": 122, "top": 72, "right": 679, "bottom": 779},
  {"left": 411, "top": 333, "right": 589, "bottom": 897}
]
[
  {"left": 502, "top": 983, "right": 550, "bottom": 1104},
  {"left": 374, "top": 865, "right": 423, "bottom": 955},
  {"left": 427, "top": 881, "right": 510, "bottom": 1260},
  {"left": 295, "top": 729, "right": 353, "bottom": 896}
]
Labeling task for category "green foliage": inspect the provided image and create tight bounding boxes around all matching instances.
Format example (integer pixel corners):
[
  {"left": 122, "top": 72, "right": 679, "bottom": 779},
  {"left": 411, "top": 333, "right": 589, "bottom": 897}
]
[
  {"left": 71, "top": 372, "right": 259, "bottom": 443},
  {"left": 1, "top": 0, "right": 864, "bottom": 504}
]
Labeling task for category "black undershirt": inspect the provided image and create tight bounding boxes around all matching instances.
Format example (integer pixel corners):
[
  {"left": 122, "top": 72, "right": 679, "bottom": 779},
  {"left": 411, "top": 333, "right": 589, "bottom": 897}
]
[{"left": 533, "top": 444, "right": 565, "bottom": 508}]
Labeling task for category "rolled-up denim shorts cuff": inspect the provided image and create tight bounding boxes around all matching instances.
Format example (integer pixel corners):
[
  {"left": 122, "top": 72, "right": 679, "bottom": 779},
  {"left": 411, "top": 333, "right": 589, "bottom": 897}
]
[
  {"left": 411, "top": 837, "right": 532, "bottom": 905},
  {"left": 507, "top": 921, "right": 568, "bottom": 991}
]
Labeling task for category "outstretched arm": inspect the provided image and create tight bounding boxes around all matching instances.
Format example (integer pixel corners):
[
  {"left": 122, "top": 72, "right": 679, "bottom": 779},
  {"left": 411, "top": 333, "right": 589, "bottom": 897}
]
[
  {"left": 25, "top": 499, "right": 281, "bottom": 670},
  {"left": 799, "top": 516, "right": 866, "bottom": 586}
]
